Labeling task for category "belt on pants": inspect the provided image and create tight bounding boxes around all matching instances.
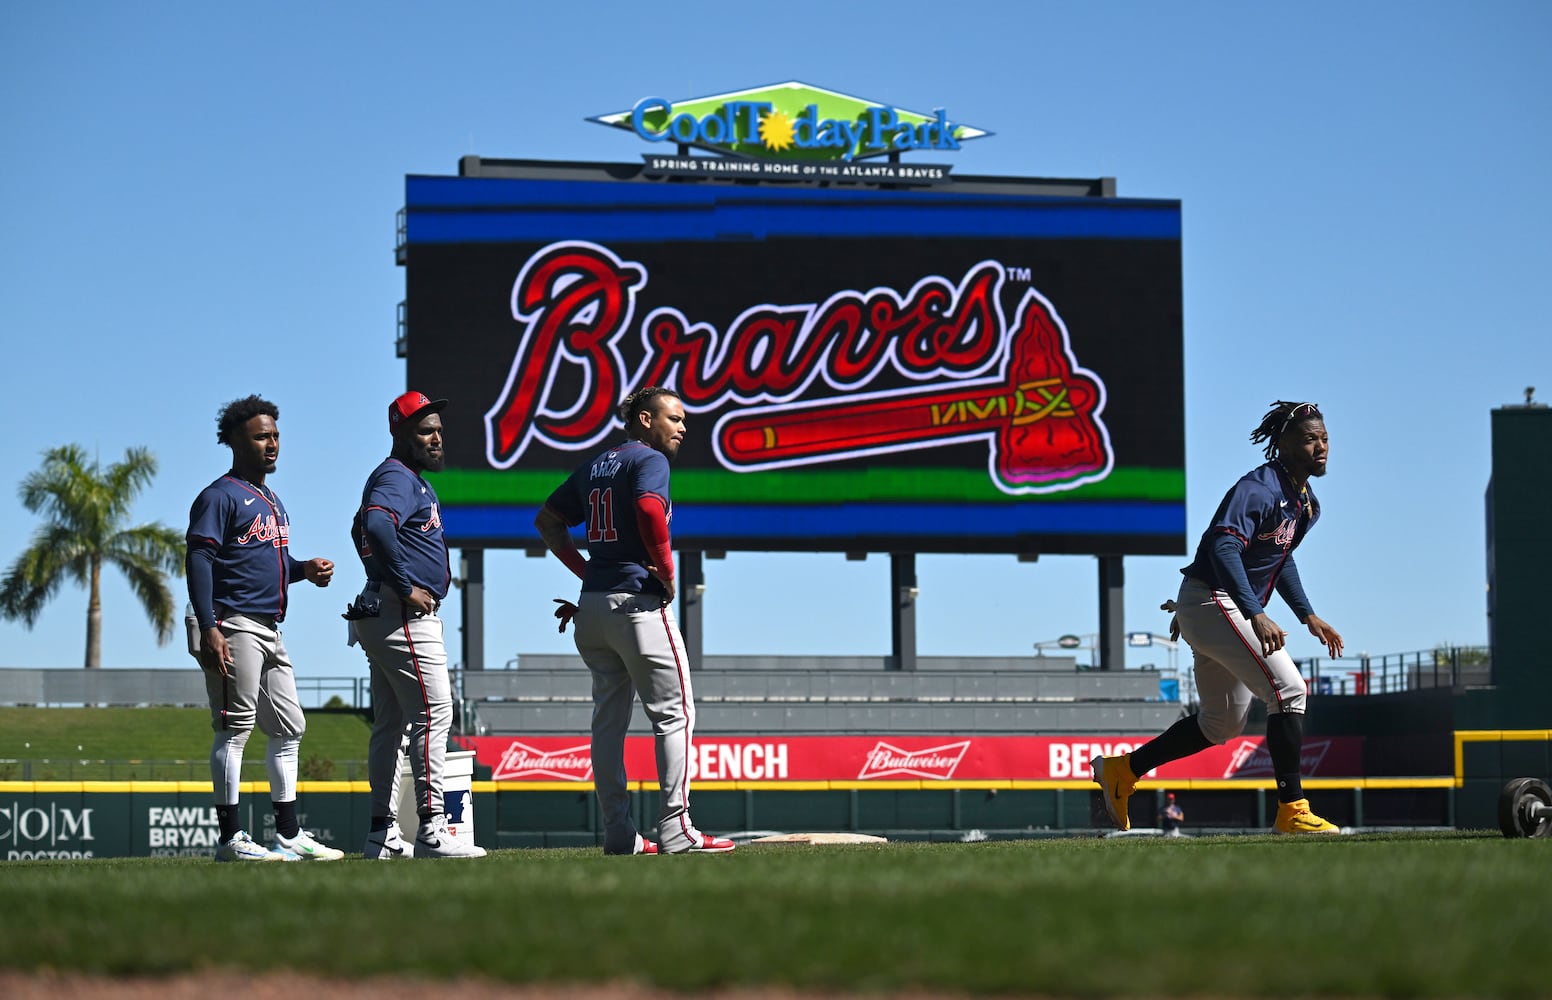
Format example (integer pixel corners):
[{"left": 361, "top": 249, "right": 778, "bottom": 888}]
[{"left": 215, "top": 605, "right": 278, "bottom": 628}]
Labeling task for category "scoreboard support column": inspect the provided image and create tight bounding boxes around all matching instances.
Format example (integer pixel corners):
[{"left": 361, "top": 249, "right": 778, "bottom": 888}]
[
  {"left": 460, "top": 548, "right": 484, "bottom": 671},
  {"left": 681, "top": 550, "right": 704, "bottom": 670},
  {"left": 890, "top": 552, "right": 918, "bottom": 672},
  {"left": 1097, "top": 555, "right": 1124, "bottom": 671}
]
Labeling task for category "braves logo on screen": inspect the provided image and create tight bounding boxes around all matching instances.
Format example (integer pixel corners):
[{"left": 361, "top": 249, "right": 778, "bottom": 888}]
[{"left": 484, "top": 240, "right": 1112, "bottom": 494}]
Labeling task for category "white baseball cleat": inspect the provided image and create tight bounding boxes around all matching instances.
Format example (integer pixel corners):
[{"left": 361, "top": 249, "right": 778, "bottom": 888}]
[
  {"left": 274, "top": 828, "right": 345, "bottom": 861},
  {"left": 215, "top": 830, "right": 290, "bottom": 862},
  {"left": 687, "top": 833, "right": 736, "bottom": 853},
  {"left": 363, "top": 824, "right": 412, "bottom": 860},
  {"left": 413, "top": 814, "right": 487, "bottom": 859}
]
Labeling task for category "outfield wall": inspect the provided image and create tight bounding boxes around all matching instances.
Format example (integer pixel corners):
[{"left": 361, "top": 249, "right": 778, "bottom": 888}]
[{"left": 10, "top": 727, "right": 1545, "bottom": 857}]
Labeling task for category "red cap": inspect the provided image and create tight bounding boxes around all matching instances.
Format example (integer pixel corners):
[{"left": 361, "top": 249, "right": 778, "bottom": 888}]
[{"left": 388, "top": 391, "right": 447, "bottom": 434}]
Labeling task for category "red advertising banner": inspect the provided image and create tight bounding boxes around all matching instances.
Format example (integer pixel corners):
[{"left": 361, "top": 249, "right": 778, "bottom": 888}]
[{"left": 459, "top": 734, "right": 1363, "bottom": 784}]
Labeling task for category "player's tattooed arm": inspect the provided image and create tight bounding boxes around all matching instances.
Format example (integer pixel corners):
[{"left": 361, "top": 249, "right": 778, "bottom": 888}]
[{"left": 535, "top": 505, "right": 588, "bottom": 580}]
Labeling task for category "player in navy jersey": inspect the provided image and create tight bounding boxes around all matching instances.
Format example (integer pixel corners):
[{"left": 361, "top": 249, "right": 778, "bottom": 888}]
[
  {"left": 1092, "top": 401, "right": 1345, "bottom": 835},
  {"left": 536, "top": 386, "right": 735, "bottom": 855},
  {"left": 185, "top": 394, "right": 343, "bottom": 861},
  {"left": 346, "top": 391, "right": 484, "bottom": 859}
]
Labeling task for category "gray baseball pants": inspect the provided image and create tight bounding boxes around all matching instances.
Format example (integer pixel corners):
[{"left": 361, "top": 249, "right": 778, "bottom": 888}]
[
  {"left": 572, "top": 591, "right": 701, "bottom": 854},
  {"left": 191, "top": 610, "right": 306, "bottom": 805},
  {"left": 1175, "top": 577, "right": 1309, "bottom": 744},
  {"left": 351, "top": 591, "right": 451, "bottom": 821}
]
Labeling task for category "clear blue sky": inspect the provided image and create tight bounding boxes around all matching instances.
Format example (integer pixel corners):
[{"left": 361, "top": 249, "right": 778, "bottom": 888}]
[{"left": 2, "top": 2, "right": 1547, "bottom": 682}]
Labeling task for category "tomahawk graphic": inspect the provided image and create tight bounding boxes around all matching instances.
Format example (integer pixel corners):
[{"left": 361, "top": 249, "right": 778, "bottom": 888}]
[{"left": 712, "top": 291, "right": 1112, "bottom": 494}]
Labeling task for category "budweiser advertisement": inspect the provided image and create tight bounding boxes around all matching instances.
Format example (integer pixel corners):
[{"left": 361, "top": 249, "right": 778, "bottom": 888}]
[
  {"left": 401, "top": 163, "right": 1185, "bottom": 556},
  {"left": 460, "top": 735, "right": 1362, "bottom": 783}
]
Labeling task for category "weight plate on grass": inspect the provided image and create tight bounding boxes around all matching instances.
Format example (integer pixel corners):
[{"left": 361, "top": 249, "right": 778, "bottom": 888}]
[{"left": 1497, "top": 777, "right": 1552, "bottom": 839}]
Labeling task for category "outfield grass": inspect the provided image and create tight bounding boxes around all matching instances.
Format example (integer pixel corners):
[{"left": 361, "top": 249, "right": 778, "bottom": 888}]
[
  {"left": 0, "top": 832, "right": 1543, "bottom": 997},
  {"left": 0, "top": 707, "right": 371, "bottom": 780}
]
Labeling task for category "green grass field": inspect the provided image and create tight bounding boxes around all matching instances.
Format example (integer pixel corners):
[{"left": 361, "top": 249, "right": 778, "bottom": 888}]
[
  {"left": 0, "top": 833, "right": 1544, "bottom": 997},
  {"left": 0, "top": 707, "right": 371, "bottom": 780}
]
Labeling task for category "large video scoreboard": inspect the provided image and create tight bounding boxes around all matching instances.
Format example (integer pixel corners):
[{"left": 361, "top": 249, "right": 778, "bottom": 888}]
[{"left": 400, "top": 161, "right": 1184, "bottom": 555}]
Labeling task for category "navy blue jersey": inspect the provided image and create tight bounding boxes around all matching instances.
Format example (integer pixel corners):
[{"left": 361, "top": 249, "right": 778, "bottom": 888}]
[
  {"left": 1181, "top": 462, "right": 1319, "bottom": 615},
  {"left": 186, "top": 474, "right": 301, "bottom": 626},
  {"left": 352, "top": 458, "right": 451, "bottom": 600},
  {"left": 545, "top": 441, "right": 672, "bottom": 597}
]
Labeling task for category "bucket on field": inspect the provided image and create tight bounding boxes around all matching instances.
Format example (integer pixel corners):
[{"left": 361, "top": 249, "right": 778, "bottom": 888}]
[{"left": 396, "top": 749, "right": 476, "bottom": 843}]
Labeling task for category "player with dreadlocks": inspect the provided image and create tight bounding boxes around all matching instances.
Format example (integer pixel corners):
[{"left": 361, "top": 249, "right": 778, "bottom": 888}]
[{"left": 1091, "top": 400, "right": 1345, "bottom": 834}]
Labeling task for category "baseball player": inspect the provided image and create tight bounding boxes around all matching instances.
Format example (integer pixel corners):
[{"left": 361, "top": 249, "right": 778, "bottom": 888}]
[
  {"left": 1160, "top": 792, "right": 1184, "bottom": 837},
  {"left": 185, "top": 394, "right": 344, "bottom": 861},
  {"left": 1093, "top": 401, "right": 1344, "bottom": 835},
  {"left": 535, "top": 386, "right": 735, "bottom": 856},
  {"left": 346, "top": 391, "right": 485, "bottom": 859}
]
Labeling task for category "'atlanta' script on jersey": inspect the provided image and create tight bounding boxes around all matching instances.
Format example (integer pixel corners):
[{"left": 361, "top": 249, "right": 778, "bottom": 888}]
[
  {"left": 236, "top": 513, "right": 287, "bottom": 548},
  {"left": 483, "top": 240, "right": 1113, "bottom": 494}
]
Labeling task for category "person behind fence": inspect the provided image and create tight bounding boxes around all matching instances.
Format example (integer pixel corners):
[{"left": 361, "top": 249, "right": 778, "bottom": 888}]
[
  {"left": 345, "top": 391, "right": 485, "bottom": 860},
  {"left": 1160, "top": 792, "right": 1184, "bottom": 837},
  {"left": 535, "top": 386, "right": 735, "bottom": 856},
  {"left": 1091, "top": 400, "right": 1345, "bottom": 835},
  {"left": 184, "top": 394, "right": 344, "bottom": 861}
]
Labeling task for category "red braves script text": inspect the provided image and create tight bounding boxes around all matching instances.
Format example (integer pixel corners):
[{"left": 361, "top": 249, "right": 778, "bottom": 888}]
[{"left": 484, "top": 241, "right": 1008, "bottom": 467}]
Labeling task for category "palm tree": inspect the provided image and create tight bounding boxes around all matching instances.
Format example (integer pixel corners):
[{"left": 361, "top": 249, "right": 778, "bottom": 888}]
[{"left": 0, "top": 445, "right": 185, "bottom": 668}]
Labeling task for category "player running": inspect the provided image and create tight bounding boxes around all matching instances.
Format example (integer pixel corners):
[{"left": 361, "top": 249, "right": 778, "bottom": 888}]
[
  {"left": 185, "top": 394, "right": 344, "bottom": 861},
  {"left": 536, "top": 387, "right": 735, "bottom": 856},
  {"left": 1092, "top": 400, "right": 1345, "bottom": 835}
]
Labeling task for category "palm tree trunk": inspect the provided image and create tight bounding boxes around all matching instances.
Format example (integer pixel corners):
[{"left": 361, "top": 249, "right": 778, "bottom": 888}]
[{"left": 85, "top": 556, "right": 102, "bottom": 669}]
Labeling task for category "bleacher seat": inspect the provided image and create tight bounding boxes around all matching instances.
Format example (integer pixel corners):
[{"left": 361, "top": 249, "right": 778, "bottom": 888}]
[{"left": 461, "top": 654, "right": 1183, "bottom": 735}]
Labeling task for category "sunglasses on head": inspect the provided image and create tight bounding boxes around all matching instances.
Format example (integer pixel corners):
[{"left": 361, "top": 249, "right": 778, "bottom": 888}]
[{"left": 1280, "top": 401, "right": 1321, "bottom": 436}]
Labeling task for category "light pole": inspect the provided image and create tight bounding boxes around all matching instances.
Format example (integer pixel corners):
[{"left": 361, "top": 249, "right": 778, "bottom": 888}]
[
  {"left": 1127, "top": 631, "right": 1190, "bottom": 704},
  {"left": 1034, "top": 633, "right": 1095, "bottom": 668}
]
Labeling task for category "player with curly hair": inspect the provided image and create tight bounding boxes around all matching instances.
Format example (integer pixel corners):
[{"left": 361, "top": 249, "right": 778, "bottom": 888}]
[
  {"left": 1092, "top": 400, "right": 1345, "bottom": 835},
  {"left": 185, "top": 394, "right": 342, "bottom": 861}
]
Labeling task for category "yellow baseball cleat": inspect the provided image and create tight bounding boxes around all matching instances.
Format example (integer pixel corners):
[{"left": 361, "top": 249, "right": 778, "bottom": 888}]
[
  {"left": 1273, "top": 798, "right": 1340, "bottom": 834},
  {"left": 1091, "top": 754, "right": 1137, "bottom": 831}
]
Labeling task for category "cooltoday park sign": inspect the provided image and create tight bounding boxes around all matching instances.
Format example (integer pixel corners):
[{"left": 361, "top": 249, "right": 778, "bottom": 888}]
[{"left": 589, "top": 80, "right": 991, "bottom": 184}]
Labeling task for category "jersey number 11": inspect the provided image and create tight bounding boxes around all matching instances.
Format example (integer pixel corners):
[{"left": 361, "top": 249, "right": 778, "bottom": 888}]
[{"left": 586, "top": 488, "right": 618, "bottom": 542}]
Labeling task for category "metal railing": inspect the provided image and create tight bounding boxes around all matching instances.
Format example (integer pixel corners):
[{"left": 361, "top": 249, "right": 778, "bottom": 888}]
[
  {"left": 1300, "top": 646, "right": 1492, "bottom": 696},
  {"left": 0, "top": 647, "right": 1492, "bottom": 715}
]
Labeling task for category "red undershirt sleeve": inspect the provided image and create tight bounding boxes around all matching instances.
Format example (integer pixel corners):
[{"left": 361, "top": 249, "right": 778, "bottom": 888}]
[{"left": 634, "top": 494, "right": 674, "bottom": 581}]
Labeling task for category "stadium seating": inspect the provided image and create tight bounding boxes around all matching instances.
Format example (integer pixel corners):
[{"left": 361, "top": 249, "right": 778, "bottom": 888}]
[{"left": 463, "top": 654, "right": 1183, "bottom": 735}]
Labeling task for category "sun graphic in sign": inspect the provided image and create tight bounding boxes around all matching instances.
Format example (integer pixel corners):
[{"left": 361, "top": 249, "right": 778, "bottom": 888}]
[{"left": 758, "top": 109, "right": 796, "bottom": 152}]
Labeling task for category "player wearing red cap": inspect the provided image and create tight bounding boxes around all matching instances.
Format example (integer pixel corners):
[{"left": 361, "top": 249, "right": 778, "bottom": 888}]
[{"left": 345, "top": 391, "right": 485, "bottom": 859}]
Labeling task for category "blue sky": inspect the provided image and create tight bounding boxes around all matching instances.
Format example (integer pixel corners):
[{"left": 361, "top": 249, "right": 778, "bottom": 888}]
[{"left": 2, "top": 2, "right": 1547, "bottom": 684}]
